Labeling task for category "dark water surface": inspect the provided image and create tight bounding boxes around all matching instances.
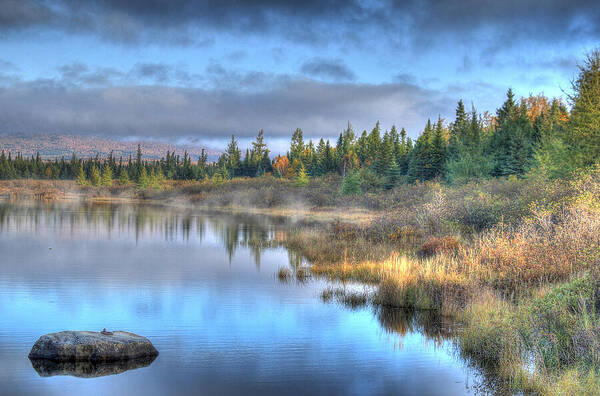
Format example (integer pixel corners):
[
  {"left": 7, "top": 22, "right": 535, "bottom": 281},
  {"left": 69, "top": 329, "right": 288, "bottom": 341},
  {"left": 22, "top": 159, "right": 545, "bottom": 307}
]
[{"left": 0, "top": 202, "right": 486, "bottom": 395}]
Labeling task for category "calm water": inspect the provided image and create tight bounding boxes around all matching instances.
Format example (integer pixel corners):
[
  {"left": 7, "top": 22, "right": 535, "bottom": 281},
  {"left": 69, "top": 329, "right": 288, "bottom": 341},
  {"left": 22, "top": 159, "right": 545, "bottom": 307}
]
[{"left": 0, "top": 202, "right": 487, "bottom": 395}]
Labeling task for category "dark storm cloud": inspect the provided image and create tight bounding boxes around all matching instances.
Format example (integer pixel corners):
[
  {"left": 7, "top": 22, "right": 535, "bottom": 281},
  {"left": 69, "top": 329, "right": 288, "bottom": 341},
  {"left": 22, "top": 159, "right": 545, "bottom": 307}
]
[
  {"left": 0, "top": 0, "right": 53, "bottom": 29},
  {"left": 1, "top": 1, "right": 598, "bottom": 47},
  {"left": 0, "top": 72, "right": 454, "bottom": 139},
  {"left": 300, "top": 58, "right": 356, "bottom": 82}
]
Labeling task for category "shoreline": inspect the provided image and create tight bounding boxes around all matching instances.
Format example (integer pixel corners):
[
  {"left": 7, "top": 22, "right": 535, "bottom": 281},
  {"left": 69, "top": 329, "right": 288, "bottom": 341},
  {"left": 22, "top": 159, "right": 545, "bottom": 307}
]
[{"left": 0, "top": 180, "right": 376, "bottom": 223}]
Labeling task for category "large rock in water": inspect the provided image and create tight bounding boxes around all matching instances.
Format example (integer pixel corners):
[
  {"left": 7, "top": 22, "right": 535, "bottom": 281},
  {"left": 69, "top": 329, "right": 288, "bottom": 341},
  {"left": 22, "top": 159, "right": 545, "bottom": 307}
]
[{"left": 28, "top": 331, "right": 158, "bottom": 362}]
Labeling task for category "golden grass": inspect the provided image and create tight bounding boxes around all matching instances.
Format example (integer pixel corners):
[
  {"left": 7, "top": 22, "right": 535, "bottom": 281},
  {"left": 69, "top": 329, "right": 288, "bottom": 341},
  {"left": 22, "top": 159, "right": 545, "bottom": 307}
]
[
  {"left": 304, "top": 192, "right": 600, "bottom": 394},
  {"left": 311, "top": 202, "right": 600, "bottom": 305}
]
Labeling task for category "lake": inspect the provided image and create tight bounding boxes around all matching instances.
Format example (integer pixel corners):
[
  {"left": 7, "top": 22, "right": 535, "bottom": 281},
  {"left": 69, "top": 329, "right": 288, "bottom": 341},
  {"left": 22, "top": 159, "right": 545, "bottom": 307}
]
[{"left": 0, "top": 202, "right": 489, "bottom": 395}]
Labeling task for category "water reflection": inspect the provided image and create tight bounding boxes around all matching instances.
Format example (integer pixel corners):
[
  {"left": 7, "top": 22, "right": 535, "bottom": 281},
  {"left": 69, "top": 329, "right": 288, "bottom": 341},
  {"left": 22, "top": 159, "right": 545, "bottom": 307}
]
[
  {"left": 0, "top": 201, "right": 489, "bottom": 395},
  {"left": 376, "top": 307, "right": 454, "bottom": 344},
  {"left": 0, "top": 201, "right": 305, "bottom": 269},
  {"left": 30, "top": 355, "right": 157, "bottom": 378}
]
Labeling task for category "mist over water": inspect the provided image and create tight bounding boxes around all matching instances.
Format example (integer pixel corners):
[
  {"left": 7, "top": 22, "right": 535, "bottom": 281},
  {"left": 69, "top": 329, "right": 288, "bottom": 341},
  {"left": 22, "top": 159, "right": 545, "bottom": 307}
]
[{"left": 0, "top": 202, "right": 485, "bottom": 395}]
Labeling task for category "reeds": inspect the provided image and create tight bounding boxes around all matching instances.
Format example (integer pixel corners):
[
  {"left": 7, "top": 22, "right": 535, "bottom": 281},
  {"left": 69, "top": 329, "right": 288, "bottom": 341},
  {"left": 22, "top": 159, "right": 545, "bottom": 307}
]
[
  {"left": 277, "top": 267, "right": 292, "bottom": 282},
  {"left": 296, "top": 170, "right": 600, "bottom": 394}
]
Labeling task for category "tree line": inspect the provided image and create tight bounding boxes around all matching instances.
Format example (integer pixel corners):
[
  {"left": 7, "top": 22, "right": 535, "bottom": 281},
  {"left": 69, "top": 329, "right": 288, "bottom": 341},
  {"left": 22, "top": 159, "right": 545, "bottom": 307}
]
[{"left": 1, "top": 50, "right": 600, "bottom": 191}]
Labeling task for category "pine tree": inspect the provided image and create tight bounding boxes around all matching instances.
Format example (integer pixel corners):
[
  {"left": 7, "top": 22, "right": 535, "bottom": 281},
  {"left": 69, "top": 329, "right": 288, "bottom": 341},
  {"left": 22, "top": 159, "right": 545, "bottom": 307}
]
[
  {"left": 101, "top": 163, "right": 113, "bottom": 186},
  {"left": 211, "top": 171, "right": 224, "bottom": 185},
  {"left": 384, "top": 158, "right": 400, "bottom": 189},
  {"left": 397, "top": 128, "right": 411, "bottom": 175},
  {"left": 533, "top": 132, "right": 573, "bottom": 179},
  {"left": 137, "top": 166, "right": 149, "bottom": 188},
  {"left": 446, "top": 150, "right": 494, "bottom": 184},
  {"left": 136, "top": 144, "right": 143, "bottom": 180},
  {"left": 489, "top": 89, "right": 533, "bottom": 177},
  {"left": 259, "top": 152, "right": 272, "bottom": 175},
  {"left": 366, "top": 121, "right": 381, "bottom": 166},
  {"left": 375, "top": 131, "right": 394, "bottom": 176},
  {"left": 305, "top": 140, "right": 316, "bottom": 172},
  {"left": 225, "top": 135, "right": 241, "bottom": 177},
  {"left": 119, "top": 168, "right": 131, "bottom": 185},
  {"left": 196, "top": 149, "right": 208, "bottom": 180},
  {"left": 251, "top": 130, "right": 271, "bottom": 175},
  {"left": 240, "top": 149, "right": 252, "bottom": 176},
  {"left": 448, "top": 100, "right": 469, "bottom": 161},
  {"left": 468, "top": 106, "right": 481, "bottom": 148},
  {"left": 324, "top": 141, "right": 335, "bottom": 173},
  {"left": 290, "top": 128, "right": 305, "bottom": 163},
  {"left": 356, "top": 130, "right": 369, "bottom": 165},
  {"left": 76, "top": 166, "right": 87, "bottom": 186},
  {"left": 296, "top": 166, "right": 309, "bottom": 187},
  {"left": 567, "top": 49, "right": 600, "bottom": 167},
  {"left": 314, "top": 138, "right": 327, "bottom": 176},
  {"left": 408, "top": 119, "right": 433, "bottom": 182},
  {"left": 290, "top": 158, "right": 304, "bottom": 178},
  {"left": 428, "top": 117, "right": 447, "bottom": 179},
  {"left": 335, "top": 133, "right": 344, "bottom": 165},
  {"left": 149, "top": 168, "right": 164, "bottom": 190},
  {"left": 445, "top": 106, "right": 491, "bottom": 182},
  {"left": 220, "top": 164, "right": 230, "bottom": 180},
  {"left": 341, "top": 170, "right": 362, "bottom": 195},
  {"left": 90, "top": 165, "right": 101, "bottom": 186}
]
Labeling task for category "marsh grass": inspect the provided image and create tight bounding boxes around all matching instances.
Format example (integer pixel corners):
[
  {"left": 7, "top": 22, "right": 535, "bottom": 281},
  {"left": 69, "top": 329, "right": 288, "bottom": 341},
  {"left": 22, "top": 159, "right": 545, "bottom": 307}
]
[
  {"left": 290, "top": 169, "right": 600, "bottom": 394},
  {"left": 295, "top": 266, "right": 311, "bottom": 282},
  {"left": 457, "top": 276, "right": 600, "bottom": 395},
  {"left": 306, "top": 203, "right": 600, "bottom": 393},
  {"left": 277, "top": 267, "right": 292, "bottom": 282},
  {"left": 320, "top": 287, "right": 370, "bottom": 309}
]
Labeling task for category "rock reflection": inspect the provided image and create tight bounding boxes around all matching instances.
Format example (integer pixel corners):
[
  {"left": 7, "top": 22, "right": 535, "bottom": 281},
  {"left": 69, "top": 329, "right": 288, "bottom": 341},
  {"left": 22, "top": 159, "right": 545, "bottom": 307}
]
[{"left": 29, "top": 355, "right": 157, "bottom": 378}]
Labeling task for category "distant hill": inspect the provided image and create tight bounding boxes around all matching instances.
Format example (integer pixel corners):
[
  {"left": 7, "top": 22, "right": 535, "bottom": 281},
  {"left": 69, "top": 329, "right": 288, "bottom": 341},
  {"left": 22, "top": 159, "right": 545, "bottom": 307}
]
[{"left": 0, "top": 134, "right": 220, "bottom": 161}]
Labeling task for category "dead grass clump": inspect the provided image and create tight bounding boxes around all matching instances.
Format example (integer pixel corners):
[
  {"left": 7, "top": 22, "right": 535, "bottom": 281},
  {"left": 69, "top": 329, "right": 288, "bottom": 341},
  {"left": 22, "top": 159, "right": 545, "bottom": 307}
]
[
  {"left": 470, "top": 205, "right": 600, "bottom": 287},
  {"left": 277, "top": 267, "right": 292, "bottom": 282},
  {"left": 417, "top": 236, "right": 461, "bottom": 257},
  {"left": 295, "top": 266, "right": 310, "bottom": 282},
  {"left": 341, "top": 290, "right": 369, "bottom": 308},
  {"left": 320, "top": 287, "right": 370, "bottom": 309}
]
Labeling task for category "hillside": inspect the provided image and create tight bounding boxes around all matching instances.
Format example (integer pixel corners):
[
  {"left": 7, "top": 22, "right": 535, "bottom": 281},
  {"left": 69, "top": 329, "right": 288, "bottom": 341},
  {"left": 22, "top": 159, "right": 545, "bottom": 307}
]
[{"left": 0, "top": 134, "right": 220, "bottom": 161}]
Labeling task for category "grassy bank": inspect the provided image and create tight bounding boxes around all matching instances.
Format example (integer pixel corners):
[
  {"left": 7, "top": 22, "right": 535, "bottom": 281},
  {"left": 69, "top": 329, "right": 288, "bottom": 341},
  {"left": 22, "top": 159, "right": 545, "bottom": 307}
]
[{"left": 280, "top": 167, "right": 600, "bottom": 394}]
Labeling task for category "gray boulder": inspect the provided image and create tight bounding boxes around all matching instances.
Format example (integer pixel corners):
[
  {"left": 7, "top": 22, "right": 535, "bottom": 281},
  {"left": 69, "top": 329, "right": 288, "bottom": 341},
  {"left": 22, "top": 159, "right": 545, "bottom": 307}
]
[{"left": 28, "top": 331, "right": 158, "bottom": 362}]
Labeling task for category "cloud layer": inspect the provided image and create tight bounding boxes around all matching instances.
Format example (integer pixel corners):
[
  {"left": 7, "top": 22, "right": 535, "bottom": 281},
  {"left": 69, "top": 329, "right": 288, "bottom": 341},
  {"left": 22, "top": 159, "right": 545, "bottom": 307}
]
[
  {"left": 0, "top": 1, "right": 596, "bottom": 146},
  {"left": 1, "top": 0, "right": 599, "bottom": 48},
  {"left": 0, "top": 66, "right": 454, "bottom": 140}
]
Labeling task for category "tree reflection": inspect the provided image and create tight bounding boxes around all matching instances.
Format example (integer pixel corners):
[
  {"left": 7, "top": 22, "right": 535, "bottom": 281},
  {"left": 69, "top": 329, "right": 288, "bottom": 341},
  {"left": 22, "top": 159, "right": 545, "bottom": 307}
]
[{"left": 0, "top": 201, "right": 303, "bottom": 269}]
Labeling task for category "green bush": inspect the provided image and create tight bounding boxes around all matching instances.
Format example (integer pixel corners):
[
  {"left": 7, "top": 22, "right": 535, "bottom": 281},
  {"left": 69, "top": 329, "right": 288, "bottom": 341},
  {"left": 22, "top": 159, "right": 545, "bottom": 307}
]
[{"left": 341, "top": 171, "right": 362, "bottom": 195}]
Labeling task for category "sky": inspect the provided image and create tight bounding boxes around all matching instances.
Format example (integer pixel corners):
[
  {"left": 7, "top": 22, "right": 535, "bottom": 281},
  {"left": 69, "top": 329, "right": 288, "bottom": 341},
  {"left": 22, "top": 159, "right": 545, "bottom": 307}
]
[{"left": 0, "top": 0, "right": 598, "bottom": 152}]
